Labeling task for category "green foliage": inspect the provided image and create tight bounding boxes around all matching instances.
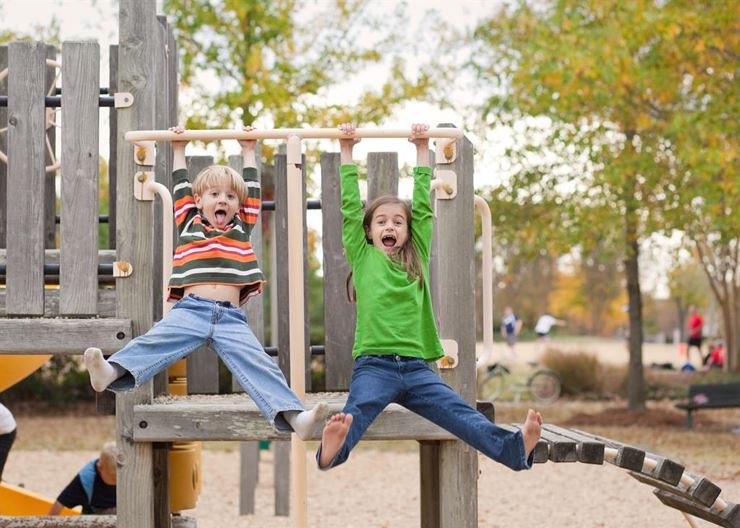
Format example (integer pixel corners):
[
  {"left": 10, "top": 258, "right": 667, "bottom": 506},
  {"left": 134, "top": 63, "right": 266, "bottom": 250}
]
[
  {"left": 540, "top": 348, "right": 620, "bottom": 398},
  {"left": 162, "top": 0, "right": 432, "bottom": 135}
]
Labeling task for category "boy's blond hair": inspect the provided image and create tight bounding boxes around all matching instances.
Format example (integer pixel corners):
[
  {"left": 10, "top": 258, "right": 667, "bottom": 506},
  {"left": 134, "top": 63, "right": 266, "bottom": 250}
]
[
  {"left": 192, "top": 165, "right": 247, "bottom": 204},
  {"left": 99, "top": 441, "right": 118, "bottom": 473}
]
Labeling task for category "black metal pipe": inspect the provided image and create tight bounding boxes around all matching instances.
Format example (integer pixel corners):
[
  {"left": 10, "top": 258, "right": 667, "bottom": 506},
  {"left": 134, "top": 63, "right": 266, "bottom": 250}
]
[
  {"left": 0, "top": 95, "right": 116, "bottom": 108},
  {"left": 263, "top": 345, "right": 325, "bottom": 357},
  {"left": 0, "top": 263, "right": 114, "bottom": 276}
]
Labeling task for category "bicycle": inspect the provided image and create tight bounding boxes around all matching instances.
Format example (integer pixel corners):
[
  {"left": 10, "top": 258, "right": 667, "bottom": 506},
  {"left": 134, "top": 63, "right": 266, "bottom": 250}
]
[{"left": 477, "top": 361, "right": 561, "bottom": 405}]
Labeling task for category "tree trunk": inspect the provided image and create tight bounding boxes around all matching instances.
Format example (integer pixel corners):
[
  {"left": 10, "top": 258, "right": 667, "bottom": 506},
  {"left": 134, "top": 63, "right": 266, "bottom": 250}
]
[{"left": 624, "top": 214, "right": 646, "bottom": 410}]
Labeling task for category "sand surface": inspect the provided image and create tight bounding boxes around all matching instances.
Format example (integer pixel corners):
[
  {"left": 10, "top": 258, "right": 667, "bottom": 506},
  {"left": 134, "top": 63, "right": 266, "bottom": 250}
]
[{"left": 5, "top": 444, "right": 738, "bottom": 527}]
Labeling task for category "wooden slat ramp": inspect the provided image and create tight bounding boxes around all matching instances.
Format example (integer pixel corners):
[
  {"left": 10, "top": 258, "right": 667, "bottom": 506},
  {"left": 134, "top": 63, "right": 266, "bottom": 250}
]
[{"left": 132, "top": 395, "right": 739, "bottom": 527}]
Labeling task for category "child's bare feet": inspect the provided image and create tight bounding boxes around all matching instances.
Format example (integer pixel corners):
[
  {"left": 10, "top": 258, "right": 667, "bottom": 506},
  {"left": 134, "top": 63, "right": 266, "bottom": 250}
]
[
  {"left": 319, "top": 413, "right": 353, "bottom": 469},
  {"left": 522, "top": 408, "right": 543, "bottom": 459}
]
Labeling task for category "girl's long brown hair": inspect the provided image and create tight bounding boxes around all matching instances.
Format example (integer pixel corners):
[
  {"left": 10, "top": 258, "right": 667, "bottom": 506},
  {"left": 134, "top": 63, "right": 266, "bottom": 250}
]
[{"left": 346, "top": 195, "right": 425, "bottom": 303}]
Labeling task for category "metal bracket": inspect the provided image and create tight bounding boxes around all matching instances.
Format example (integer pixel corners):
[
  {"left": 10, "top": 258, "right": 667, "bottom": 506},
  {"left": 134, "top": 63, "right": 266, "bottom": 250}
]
[
  {"left": 436, "top": 339, "right": 459, "bottom": 369},
  {"left": 114, "top": 92, "right": 134, "bottom": 108},
  {"left": 134, "top": 171, "right": 156, "bottom": 201},
  {"left": 434, "top": 138, "right": 457, "bottom": 164},
  {"left": 433, "top": 169, "right": 457, "bottom": 200},
  {"left": 133, "top": 141, "right": 156, "bottom": 166},
  {"left": 113, "top": 261, "right": 133, "bottom": 278}
]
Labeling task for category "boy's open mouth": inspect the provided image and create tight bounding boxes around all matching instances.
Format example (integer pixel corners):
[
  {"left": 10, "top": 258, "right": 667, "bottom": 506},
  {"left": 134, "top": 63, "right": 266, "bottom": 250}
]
[
  {"left": 215, "top": 209, "right": 228, "bottom": 224},
  {"left": 382, "top": 235, "right": 396, "bottom": 248}
]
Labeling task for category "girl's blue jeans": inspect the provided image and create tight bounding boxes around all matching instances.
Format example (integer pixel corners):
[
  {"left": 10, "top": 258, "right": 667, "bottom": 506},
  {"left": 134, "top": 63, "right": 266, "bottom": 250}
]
[
  {"left": 317, "top": 354, "right": 533, "bottom": 471},
  {"left": 106, "top": 294, "right": 304, "bottom": 432}
]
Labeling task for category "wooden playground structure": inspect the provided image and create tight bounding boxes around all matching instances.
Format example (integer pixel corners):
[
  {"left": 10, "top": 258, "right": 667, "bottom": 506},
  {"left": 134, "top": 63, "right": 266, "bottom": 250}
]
[{"left": 0, "top": 1, "right": 738, "bottom": 527}]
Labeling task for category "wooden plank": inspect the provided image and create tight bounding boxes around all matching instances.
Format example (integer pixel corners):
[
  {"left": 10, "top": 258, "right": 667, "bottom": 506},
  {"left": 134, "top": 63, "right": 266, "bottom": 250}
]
[
  {"left": 60, "top": 41, "right": 100, "bottom": 315},
  {"left": 430, "top": 128, "right": 478, "bottom": 528},
  {"left": 0, "top": 288, "right": 117, "bottom": 318},
  {"left": 320, "top": 152, "right": 355, "bottom": 391},
  {"left": 229, "top": 153, "right": 265, "bottom": 392},
  {"left": 238, "top": 441, "right": 259, "bottom": 514},
  {"left": 572, "top": 428, "right": 645, "bottom": 471},
  {"left": 497, "top": 423, "right": 549, "bottom": 464},
  {"left": 541, "top": 424, "right": 604, "bottom": 464},
  {"left": 133, "top": 393, "right": 460, "bottom": 442},
  {"left": 0, "top": 46, "right": 7, "bottom": 248},
  {"left": 654, "top": 490, "right": 740, "bottom": 528},
  {"left": 6, "top": 42, "right": 46, "bottom": 315},
  {"left": 631, "top": 471, "right": 722, "bottom": 509},
  {"left": 274, "top": 153, "right": 310, "bottom": 389},
  {"left": 419, "top": 441, "right": 441, "bottom": 528},
  {"left": 366, "top": 152, "right": 398, "bottom": 200},
  {"left": 0, "top": 318, "right": 131, "bottom": 354},
  {"left": 43, "top": 46, "right": 57, "bottom": 250},
  {"left": 115, "top": 2, "right": 159, "bottom": 527},
  {"left": 642, "top": 451, "right": 685, "bottom": 486},
  {"left": 108, "top": 44, "right": 118, "bottom": 250},
  {"left": 0, "top": 516, "right": 197, "bottom": 528},
  {"left": 273, "top": 440, "right": 290, "bottom": 516},
  {"left": 184, "top": 155, "right": 220, "bottom": 395}
]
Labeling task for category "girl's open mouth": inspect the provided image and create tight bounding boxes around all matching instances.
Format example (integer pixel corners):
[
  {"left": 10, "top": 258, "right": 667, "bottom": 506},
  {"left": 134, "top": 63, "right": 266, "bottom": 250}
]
[{"left": 382, "top": 235, "right": 396, "bottom": 248}]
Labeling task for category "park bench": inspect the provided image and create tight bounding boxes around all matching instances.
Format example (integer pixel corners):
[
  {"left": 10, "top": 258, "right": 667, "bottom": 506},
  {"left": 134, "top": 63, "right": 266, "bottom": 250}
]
[{"left": 675, "top": 382, "right": 740, "bottom": 429}]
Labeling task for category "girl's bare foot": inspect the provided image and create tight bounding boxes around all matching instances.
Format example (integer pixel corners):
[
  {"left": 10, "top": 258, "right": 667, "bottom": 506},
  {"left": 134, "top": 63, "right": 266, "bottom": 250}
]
[
  {"left": 319, "top": 413, "right": 353, "bottom": 468},
  {"left": 522, "top": 409, "right": 543, "bottom": 459}
]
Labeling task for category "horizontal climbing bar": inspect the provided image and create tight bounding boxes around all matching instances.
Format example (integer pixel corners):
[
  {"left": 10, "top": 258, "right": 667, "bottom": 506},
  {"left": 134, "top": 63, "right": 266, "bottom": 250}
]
[{"left": 125, "top": 127, "right": 464, "bottom": 142}]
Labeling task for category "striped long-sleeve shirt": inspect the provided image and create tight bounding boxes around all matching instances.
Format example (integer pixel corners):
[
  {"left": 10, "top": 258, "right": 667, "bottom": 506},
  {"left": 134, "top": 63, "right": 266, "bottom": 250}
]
[{"left": 167, "top": 167, "right": 265, "bottom": 306}]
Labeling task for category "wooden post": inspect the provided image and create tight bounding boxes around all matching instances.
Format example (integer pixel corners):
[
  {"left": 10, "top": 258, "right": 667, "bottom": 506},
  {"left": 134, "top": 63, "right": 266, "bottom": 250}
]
[
  {"left": 0, "top": 46, "right": 7, "bottom": 248},
  {"left": 320, "top": 152, "right": 355, "bottom": 390},
  {"left": 184, "top": 155, "right": 220, "bottom": 394},
  {"left": 116, "top": 1, "right": 158, "bottom": 527},
  {"left": 428, "top": 129, "right": 478, "bottom": 527},
  {"left": 6, "top": 42, "right": 47, "bottom": 316},
  {"left": 60, "top": 41, "right": 99, "bottom": 316}
]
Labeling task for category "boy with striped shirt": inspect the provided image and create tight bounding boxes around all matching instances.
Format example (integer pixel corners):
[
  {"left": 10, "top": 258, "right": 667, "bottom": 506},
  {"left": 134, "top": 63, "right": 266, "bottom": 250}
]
[{"left": 85, "top": 126, "right": 327, "bottom": 438}]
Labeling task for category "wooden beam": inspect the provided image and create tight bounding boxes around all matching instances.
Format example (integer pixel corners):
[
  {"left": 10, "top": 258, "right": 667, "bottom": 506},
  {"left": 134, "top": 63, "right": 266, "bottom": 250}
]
[
  {"left": 0, "top": 318, "right": 132, "bottom": 354},
  {"left": 133, "top": 393, "right": 458, "bottom": 442},
  {"left": 0, "top": 515, "right": 196, "bottom": 528}
]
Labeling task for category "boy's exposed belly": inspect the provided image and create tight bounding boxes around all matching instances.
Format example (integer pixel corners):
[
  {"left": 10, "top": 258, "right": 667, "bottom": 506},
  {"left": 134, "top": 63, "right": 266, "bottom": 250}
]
[{"left": 183, "top": 284, "right": 241, "bottom": 306}]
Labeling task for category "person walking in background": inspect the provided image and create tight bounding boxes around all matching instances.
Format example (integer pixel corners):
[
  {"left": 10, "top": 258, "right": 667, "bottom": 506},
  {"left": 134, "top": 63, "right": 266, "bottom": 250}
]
[
  {"left": 534, "top": 314, "right": 566, "bottom": 341},
  {"left": 501, "top": 306, "right": 523, "bottom": 358},
  {"left": 686, "top": 304, "right": 704, "bottom": 366},
  {"left": 0, "top": 402, "right": 16, "bottom": 481}
]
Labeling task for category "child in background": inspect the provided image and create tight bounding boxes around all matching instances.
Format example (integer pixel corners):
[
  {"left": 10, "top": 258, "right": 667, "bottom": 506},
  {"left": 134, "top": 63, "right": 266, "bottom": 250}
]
[
  {"left": 84, "top": 126, "right": 327, "bottom": 438},
  {"left": 49, "top": 442, "right": 117, "bottom": 515},
  {"left": 0, "top": 402, "right": 16, "bottom": 481},
  {"left": 317, "top": 123, "right": 542, "bottom": 470}
]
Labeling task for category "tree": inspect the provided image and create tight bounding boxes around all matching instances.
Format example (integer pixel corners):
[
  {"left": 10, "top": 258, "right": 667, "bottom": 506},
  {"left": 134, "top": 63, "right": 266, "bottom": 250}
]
[
  {"left": 464, "top": 0, "right": 740, "bottom": 407},
  {"left": 162, "top": 0, "right": 432, "bottom": 134}
]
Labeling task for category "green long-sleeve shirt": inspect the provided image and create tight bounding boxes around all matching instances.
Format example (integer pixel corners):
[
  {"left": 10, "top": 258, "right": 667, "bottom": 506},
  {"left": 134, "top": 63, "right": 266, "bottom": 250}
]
[{"left": 341, "top": 164, "right": 444, "bottom": 361}]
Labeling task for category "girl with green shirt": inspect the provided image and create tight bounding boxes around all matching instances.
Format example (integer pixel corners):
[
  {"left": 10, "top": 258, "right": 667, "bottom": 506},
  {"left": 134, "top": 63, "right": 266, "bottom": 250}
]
[{"left": 317, "top": 123, "right": 542, "bottom": 471}]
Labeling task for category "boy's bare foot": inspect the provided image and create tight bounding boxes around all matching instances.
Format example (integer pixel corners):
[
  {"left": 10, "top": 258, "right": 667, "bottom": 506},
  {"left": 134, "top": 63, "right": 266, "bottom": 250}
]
[
  {"left": 522, "top": 408, "right": 543, "bottom": 459},
  {"left": 319, "top": 413, "right": 353, "bottom": 469},
  {"left": 84, "top": 347, "right": 119, "bottom": 392}
]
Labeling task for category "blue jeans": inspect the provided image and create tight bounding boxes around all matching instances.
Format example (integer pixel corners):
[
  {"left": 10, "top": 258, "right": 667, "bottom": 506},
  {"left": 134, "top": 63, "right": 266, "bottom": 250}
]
[
  {"left": 317, "top": 354, "right": 532, "bottom": 470},
  {"left": 106, "top": 294, "right": 304, "bottom": 432}
]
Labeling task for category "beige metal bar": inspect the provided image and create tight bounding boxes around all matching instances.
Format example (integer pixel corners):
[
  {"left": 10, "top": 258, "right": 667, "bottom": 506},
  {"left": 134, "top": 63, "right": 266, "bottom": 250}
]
[
  {"left": 286, "top": 134, "right": 307, "bottom": 528},
  {"left": 125, "top": 127, "right": 464, "bottom": 143},
  {"left": 147, "top": 181, "right": 173, "bottom": 316},
  {"left": 474, "top": 195, "right": 494, "bottom": 369}
]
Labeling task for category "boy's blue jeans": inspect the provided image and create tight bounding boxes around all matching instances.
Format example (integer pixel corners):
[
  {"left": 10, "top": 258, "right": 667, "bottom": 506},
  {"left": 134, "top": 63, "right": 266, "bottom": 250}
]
[
  {"left": 317, "top": 354, "right": 533, "bottom": 471},
  {"left": 106, "top": 294, "right": 304, "bottom": 432}
]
